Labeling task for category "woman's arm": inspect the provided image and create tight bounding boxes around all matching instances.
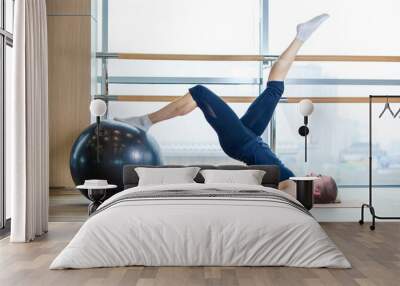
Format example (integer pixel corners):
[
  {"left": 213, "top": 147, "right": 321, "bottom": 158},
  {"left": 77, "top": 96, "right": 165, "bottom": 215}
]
[{"left": 278, "top": 179, "right": 297, "bottom": 198}]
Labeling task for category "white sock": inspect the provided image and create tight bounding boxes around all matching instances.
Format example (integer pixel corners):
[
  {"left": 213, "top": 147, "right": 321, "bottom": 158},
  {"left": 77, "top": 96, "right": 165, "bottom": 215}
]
[
  {"left": 114, "top": 115, "right": 153, "bottom": 132},
  {"left": 296, "top": 13, "right": 329, "bottom": 42}
]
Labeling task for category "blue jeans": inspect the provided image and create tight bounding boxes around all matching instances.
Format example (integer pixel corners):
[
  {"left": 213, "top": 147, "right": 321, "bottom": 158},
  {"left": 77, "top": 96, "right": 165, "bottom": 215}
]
[{"left": 189, "top": 81, "right": 295, "bottom": 182}]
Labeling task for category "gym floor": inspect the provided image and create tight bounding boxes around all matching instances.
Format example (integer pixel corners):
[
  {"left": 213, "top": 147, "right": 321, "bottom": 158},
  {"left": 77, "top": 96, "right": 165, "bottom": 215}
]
[
  {"left": 1, "top": 222, "right": 399, "bottom": 286},
  {"left": 0, "top": 189, "right": 398, "bottom": 286}
]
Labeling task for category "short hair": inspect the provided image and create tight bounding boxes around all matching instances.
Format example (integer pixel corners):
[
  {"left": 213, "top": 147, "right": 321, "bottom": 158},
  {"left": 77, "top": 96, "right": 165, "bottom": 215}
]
[{"left": 310, "top": 174, "right": 338, "bottom": 204}]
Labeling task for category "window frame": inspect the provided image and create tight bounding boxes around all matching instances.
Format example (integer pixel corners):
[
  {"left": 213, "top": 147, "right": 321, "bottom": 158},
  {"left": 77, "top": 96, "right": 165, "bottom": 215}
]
[{"left": 0, "top": 0, "right": 14, "bottom": 231}]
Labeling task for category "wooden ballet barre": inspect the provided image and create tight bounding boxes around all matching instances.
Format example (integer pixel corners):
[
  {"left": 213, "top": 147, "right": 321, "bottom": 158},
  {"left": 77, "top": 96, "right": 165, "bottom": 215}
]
[
  {"left": 286, "top": 97, "right": 400, "bottom": 103},
  {"left": 95, "top": 95, "right": 400, "bottom": 104},
  {"left": 96, "top": 53, "right": 400, "bottom": 62},
  {"left": 296, "top": 55, "right": 400, "bottom": 62}
]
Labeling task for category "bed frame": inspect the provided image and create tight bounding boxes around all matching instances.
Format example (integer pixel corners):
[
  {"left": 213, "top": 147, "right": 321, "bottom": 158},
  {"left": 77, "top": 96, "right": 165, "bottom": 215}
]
[{"left": 123, "top": 165, "right": 280, "bottom": 189}]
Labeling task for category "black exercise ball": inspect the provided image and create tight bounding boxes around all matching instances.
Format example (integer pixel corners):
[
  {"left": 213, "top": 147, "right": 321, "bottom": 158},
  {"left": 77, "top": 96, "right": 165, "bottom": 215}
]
[{"left": 70, "top": 120, "right": 163, "bottom": 199}]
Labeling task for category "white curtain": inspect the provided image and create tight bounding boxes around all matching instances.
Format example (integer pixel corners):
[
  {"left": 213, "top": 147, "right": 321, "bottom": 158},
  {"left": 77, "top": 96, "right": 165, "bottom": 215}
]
[{"left": 10, "top": 0, "right": 49, "bottom": 242}]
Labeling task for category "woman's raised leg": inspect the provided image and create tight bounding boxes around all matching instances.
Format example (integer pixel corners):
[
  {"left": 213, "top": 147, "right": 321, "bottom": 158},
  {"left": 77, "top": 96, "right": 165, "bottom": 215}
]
[
  {"left": 114, "top": 93, "right": 197, "bottom": 131},
  {"left": 269, "top": 13, "right": 329, "bottom": 81},
  {"left": 148, "top": 93, "right": 197, "bottom": 124},
  {"left": 188, "top": 85, "right": 255, "bottom": 158},
  {"left": 241, "top": 13, "right": 329, "bottom": 136},
  {"left": 116, "top": 85, "right": 255, "bottom": 159}
]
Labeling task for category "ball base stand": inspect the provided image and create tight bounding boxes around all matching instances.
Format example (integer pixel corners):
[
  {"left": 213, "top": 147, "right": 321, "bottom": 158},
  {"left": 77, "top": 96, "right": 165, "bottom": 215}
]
[
  {"left": 295, "top": 180, "right": 314, "bottom": 210},
  {"left": 88, "top": 201, "right": 102, "bottom": 216},
  {"left": 87, "top": 189, "right": 107, "bottom": 215},
  {"left": 359, "top": 203, "right": 400, "bottom": 231}
]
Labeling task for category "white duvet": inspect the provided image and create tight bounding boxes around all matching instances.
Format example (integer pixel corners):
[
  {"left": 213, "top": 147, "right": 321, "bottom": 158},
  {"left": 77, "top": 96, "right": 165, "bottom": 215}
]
[{"left": 50, "top": 183, "right": 351, "bottom": 269}]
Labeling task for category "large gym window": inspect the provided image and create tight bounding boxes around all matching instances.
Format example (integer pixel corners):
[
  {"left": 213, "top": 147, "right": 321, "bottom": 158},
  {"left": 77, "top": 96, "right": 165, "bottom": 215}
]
[
  {"left": 98, "top": 0, "right": 400, "bottom": 187},
  {"left": 270, "top": 0, "right": 400, "bottom": 186}
]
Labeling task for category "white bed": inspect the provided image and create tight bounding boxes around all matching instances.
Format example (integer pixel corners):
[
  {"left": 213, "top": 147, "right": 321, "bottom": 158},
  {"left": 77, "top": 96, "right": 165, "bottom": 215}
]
[{"left": 50, "top": 183, "right": 351, "bottom": 269}]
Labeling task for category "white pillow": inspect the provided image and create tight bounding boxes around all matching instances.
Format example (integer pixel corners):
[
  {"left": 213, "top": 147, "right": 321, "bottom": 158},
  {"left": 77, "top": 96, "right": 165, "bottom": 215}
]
[
  {"left": 200, "top": 169, "right": 266, "bottom": 185},
  {"left": 135, "top": 167, "right": 200, "bottom": 186}
]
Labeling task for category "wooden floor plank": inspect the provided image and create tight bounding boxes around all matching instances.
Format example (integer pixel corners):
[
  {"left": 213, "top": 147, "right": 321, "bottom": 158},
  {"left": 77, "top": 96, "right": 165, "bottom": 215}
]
[{"left": 1, "top": 222, "right": 400, "bottom": 286}]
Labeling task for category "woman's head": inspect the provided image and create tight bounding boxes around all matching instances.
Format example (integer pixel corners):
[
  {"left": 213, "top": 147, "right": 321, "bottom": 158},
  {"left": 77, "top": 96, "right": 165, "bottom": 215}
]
[{"left": 309, "top": 173, "right": 338, "bottom": 204}]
